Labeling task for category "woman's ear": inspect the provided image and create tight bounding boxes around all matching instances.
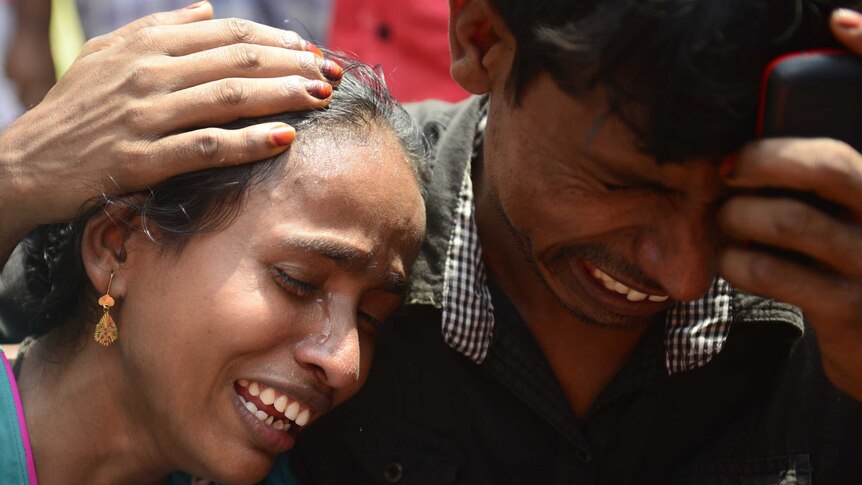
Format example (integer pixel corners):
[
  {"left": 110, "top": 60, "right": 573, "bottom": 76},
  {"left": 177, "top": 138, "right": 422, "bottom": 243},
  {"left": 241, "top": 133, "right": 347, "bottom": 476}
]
[
  {"left": 80, "top": 202, "right": 139, "bottom": 300},
  {"left": 449, "top": 0, "right": 516, "bottom": 94}
]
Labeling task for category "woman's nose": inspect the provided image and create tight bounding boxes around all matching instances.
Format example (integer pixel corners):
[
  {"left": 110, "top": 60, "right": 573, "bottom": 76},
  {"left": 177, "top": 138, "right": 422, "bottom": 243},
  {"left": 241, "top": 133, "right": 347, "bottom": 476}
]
[{"left": 294, "top": 311, "right": 362, "bottom": 390}]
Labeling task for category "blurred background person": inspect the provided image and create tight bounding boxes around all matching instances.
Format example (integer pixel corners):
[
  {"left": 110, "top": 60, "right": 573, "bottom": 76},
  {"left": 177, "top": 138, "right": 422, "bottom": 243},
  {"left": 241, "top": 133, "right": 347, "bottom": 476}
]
[{"left": 0, "top": 0, "right": 24, "bottom": 127}]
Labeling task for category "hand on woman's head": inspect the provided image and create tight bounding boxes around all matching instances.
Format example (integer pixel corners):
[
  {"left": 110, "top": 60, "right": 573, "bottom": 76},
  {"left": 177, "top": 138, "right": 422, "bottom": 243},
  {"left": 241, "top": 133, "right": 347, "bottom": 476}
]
[{"left": 0, "top": 2, "right": 341, "bottom": 265}]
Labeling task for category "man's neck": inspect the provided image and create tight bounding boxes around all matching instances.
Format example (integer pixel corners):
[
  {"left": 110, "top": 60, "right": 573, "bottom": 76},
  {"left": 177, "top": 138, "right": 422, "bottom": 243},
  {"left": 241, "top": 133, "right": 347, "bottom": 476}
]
[
  {"left": 17, "top": 331, "right": 169, "bottom": 485},
  {"left": 472, "top": 165, "right": 648, "bottom": 419}
]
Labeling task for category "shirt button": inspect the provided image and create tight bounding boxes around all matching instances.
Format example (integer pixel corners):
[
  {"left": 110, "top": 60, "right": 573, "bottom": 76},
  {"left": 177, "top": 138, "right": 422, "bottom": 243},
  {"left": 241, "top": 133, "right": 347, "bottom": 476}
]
[
  {"left": 377, "top": 23, "right": 392, "bottom": 41},
  {"left": 383, "top": 462, "right": 403, "bottom": 482}
]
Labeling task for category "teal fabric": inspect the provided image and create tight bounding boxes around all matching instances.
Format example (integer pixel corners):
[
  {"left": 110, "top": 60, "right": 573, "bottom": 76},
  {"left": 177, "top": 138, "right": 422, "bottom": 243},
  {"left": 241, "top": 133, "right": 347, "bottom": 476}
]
[
  {"left": 0, "top": 350, "right": 31, "bottom": 485},
  {"left": 165, "top": 454, "right": 298, "bottom": 484},
  {"left": 259, "top": 453, "right": 300, "bottom": 485}
]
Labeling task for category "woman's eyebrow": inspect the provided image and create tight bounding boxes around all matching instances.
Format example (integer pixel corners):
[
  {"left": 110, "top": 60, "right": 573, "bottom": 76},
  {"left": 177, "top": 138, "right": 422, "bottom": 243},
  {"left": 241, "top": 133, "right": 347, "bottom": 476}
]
[{"left": 281, "top": 236, "right": 373, "bottom": 265}]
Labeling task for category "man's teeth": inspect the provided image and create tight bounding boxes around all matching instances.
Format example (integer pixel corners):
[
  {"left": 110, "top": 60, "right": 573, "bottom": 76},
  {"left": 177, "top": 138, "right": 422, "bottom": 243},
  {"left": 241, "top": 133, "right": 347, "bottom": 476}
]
[
  {"left": 590, "top": 267, "right": 669, "bottom": 303},
  {"left": 237, "top": 380, "right": 315, "bottom": 430}
]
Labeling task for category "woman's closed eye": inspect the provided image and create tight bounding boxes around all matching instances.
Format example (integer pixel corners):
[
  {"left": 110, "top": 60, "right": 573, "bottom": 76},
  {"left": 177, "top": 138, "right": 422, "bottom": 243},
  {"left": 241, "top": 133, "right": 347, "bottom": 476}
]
[
  {"left": 272, "top": 267, "right": 317, "bottom": 298},
  {"left": 357, "top": 311, "right": 384, "bottom": 333}
]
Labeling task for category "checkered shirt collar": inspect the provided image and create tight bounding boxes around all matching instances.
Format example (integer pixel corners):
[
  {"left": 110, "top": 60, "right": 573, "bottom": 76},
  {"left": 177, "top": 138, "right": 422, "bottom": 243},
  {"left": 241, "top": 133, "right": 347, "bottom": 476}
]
[{"left": 440, "top": 107, "right": 734, "bottom": 375}]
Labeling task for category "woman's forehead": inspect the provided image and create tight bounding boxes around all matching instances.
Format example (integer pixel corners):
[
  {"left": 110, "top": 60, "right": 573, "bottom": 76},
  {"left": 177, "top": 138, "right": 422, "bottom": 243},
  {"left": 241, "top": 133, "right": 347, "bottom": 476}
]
[
  {"left": 249, "top": 129, "right": 422, "bottom": 231},
  {"left": 288, "top": 124, "right": 410, "bottom": 179}
]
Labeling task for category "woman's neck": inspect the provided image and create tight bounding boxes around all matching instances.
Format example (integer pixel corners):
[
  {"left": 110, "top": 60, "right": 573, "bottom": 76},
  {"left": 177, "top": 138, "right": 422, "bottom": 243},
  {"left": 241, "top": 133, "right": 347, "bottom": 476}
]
[{"left": 16, "top": 329, "right": 171, "bottom": 485}]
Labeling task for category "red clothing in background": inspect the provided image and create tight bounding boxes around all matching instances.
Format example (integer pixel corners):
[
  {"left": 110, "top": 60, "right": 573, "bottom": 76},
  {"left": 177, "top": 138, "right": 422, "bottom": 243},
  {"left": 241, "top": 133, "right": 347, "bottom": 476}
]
[{"left": 329, "top": 0, "right": 467, "bottom": 102}]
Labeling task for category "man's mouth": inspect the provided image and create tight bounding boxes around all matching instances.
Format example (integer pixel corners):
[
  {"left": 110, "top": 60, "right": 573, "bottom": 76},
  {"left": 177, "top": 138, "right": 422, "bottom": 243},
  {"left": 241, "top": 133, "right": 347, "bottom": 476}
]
[
  {"left": 585, "top": 262, "right": 669, "bottom": 303},
  {"left": 234, "top": 379, "right": 313, "bottom": 432}
]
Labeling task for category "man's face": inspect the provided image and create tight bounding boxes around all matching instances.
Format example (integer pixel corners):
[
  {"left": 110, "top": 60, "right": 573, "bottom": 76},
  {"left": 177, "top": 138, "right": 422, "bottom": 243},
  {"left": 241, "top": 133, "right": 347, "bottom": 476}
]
[{"left": 483, "top": 73, "right": 726, "bottom": 329}]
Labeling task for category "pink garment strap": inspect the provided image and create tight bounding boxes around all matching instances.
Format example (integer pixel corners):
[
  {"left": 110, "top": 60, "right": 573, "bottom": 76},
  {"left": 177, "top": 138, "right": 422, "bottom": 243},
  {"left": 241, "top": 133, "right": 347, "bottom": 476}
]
[{"left": 1, "top": 352, "right": 38, "bottom": 484}]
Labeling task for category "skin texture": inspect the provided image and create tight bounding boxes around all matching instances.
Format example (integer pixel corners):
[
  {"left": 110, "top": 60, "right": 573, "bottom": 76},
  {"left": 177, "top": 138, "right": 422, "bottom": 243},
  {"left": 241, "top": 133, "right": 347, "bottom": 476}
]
[
  {"left": 0, "top": 2, "right": 337, "bottom": 269},
  {"left": 16, "top": 127, "right": 426, "bottom": 485},
  {"left": 450, "top": 0, "right": 862, "bottom": 414}
]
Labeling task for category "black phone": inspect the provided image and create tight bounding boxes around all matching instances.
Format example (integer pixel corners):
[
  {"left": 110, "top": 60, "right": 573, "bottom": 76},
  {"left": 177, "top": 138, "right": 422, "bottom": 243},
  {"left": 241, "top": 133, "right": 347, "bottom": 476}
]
[
  {"left": 756, "top": 50, "right": 862, "bottom": 218},
  {"left": 758, "top": 49, "right": 862, "bottom": 152}
]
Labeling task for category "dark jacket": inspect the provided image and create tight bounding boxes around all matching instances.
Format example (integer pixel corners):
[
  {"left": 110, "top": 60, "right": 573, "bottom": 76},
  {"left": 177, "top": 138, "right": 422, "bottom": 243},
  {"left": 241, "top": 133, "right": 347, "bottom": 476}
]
[{"left": 289, "top": 97, "right": 862, "bottom": 485}]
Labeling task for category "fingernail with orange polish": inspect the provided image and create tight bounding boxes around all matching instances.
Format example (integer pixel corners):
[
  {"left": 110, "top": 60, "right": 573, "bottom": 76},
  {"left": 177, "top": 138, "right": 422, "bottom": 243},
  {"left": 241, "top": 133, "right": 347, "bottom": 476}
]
[
  {"left": 720, "top": 154, "right": 739, "bottom": 179},
  {"left": 320, "top": 60, "right": 343, "bottom": 82},
  {"left": 835, "top": 8, "right": 862, "bottom": 30},
  {"left": 270, "top": 125, "right": 296, "bottom": 146},
  {"left": 304, "top": 41, "right": 324, "bottom": 58},
  {"left": 306, "top": 80, "right": 332, "bottom": 100}
]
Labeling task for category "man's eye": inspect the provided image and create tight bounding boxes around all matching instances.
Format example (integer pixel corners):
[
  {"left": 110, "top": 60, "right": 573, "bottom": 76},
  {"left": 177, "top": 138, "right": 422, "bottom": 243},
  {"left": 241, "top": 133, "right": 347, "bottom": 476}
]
[{"left": 272, "top": 268, "right": 317, "bottom": 297}]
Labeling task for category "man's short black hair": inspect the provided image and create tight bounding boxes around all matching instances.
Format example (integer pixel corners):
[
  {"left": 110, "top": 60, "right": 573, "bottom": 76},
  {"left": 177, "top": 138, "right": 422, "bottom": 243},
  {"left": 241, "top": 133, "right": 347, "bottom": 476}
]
[{"left": 489, "top": 0, "right": 861, "bottom": 162}]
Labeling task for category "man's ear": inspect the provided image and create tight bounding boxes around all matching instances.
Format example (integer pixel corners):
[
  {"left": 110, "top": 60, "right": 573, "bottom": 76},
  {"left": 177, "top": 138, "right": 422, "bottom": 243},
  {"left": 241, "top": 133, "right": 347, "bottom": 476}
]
[
  {"left": 449, "top": 0, "right": 515, "bottom": 94},
  {"left": 80, "top": 203, "right": 140, "bottom": 300}
]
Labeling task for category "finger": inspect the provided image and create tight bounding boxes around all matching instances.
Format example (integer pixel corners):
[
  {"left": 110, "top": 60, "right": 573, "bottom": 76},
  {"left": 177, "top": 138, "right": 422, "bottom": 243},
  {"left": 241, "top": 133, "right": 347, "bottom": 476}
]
[
  {"left": 719, "top": 246, "right": 859, "bottom": 327},
  {"left": 723, "top": 138, "right": 862, "bottom": 214},
  {"left": 719, "top": 195, "right": 862, "bottom": 276},
  {"left": 152, "top": 76, "right": 331, "bottom": 132},
  {"left": 168, "top": 46, "right": 330, "bottom": 89},
  {"left": 80, "top": 1, "right": 214, "bottom": 55},
  {"left": 135, "top": 18, "right": 313, "bottom": 57},
  {"left": 832, "top": 9, "right": 862, "bottom": 56},
  {"left": 142, "top": 122, "right": 296, "bottom": 180}
]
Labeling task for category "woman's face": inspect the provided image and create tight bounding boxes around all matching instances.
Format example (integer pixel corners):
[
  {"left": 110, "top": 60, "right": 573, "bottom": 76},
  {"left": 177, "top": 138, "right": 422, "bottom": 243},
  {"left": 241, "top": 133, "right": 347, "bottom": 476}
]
[{"left": 113, "top": 126, "right": 425, "bottom": 482}]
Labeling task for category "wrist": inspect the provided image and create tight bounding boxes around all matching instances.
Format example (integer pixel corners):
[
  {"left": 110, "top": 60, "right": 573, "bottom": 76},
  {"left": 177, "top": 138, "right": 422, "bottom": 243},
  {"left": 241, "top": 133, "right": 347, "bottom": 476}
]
[{"left": 0, "top": 123, "right": 39, "bottom": 250}]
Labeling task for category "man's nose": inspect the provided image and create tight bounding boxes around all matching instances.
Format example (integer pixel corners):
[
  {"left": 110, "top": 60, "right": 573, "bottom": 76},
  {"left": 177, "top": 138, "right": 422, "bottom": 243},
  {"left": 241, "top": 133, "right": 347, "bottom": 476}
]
[
  {"left": 636, "top": 203, "right": 720, "bottom": 302},
  {"left": 294, "top": 310, "right": 362, "bottom": 390}
]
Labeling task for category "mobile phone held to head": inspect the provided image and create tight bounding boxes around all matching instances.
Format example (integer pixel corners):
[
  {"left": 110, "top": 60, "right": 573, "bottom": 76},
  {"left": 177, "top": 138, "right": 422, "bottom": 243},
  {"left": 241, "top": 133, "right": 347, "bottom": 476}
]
[{"left": 758, "top": 49, "right": 862, "bottom": 152}]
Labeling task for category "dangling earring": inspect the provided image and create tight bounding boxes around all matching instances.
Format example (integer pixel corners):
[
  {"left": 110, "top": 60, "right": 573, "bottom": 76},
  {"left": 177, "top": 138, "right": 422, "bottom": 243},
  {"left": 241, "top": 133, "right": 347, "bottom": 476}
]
[{"left": 94, "top": 272, "right": 119, "bottom": 346}]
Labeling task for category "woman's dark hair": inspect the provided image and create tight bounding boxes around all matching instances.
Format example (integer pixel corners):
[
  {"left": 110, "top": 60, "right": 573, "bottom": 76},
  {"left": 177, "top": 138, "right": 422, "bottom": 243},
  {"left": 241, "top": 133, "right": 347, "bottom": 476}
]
[
  {"left": 22, "top": 54, "right": 429, "bottom": 339},
  {"left": 489, "top": 0, "right": 862, "bottom": 162}
]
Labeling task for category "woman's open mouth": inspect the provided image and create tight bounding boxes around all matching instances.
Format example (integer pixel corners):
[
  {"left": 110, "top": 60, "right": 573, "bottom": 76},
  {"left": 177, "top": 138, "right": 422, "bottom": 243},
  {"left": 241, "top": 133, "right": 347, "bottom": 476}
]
[
  {"left": 234, "top": 379, "right": 314, "bottom": 432},
  {"left": 231, "top": 378, "right": 327, "bottom": 454}
]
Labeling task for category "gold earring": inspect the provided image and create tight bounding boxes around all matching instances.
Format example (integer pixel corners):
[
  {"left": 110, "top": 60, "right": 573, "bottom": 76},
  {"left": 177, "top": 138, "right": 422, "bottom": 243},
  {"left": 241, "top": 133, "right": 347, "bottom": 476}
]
[{"left": 94, "top": 272, "right": 119, "bottom": 346}]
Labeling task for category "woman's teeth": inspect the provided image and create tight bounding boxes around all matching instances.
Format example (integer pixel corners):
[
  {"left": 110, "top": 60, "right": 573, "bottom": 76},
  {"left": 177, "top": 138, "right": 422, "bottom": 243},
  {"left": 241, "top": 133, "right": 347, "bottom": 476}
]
[
  {"left": 236, "top": 379, "right": 313, "bottom": 429},
  {"left": 590, "top": 266, "right": 669, "bottom": 303}
]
